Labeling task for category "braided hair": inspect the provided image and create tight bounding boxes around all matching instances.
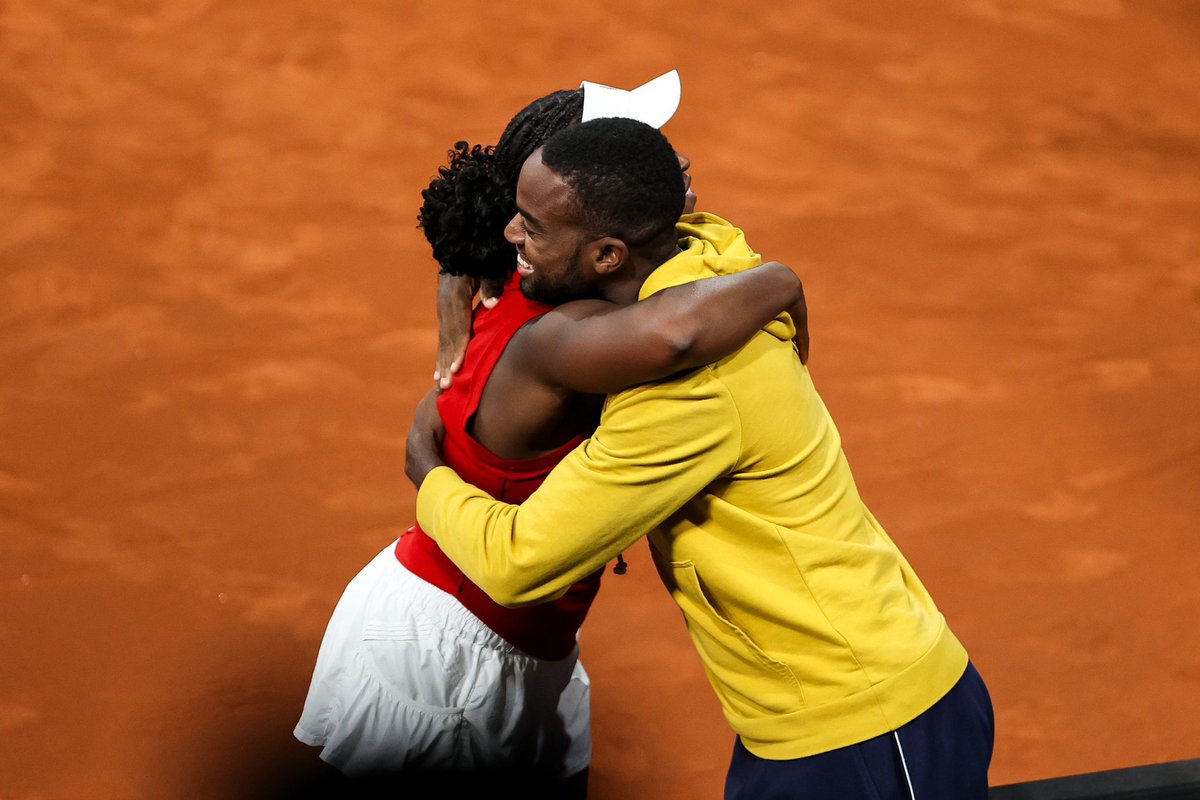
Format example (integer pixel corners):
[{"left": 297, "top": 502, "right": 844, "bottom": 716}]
[
  {"left": 417, "top": 89, "right": 584, "bottom": 281},
  {"left": 495, "top": 89, "right": 583, "bottom": 190}
]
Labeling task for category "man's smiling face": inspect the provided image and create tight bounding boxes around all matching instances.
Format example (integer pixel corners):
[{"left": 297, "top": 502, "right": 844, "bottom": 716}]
[{"left": 504, "top": 148, "right": 598, "bottom": 305}]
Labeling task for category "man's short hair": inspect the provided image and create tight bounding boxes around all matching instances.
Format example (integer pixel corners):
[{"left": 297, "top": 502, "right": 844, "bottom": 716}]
[{"left": 540, "top": 117, "right": 685, "bottom": 246}]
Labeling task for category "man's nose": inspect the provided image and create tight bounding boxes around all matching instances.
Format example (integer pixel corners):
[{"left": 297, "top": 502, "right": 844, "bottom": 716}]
[
  {"left": 677, "top": 153, "right": 691, "bottom": 172},
  {"left": 504, "top": 214, "right": 523, "bottom": 245}
]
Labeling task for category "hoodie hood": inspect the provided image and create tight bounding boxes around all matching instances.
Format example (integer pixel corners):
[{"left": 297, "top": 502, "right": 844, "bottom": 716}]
[{"left": 639, "top": 212, "right": 795, "bottom": 341}]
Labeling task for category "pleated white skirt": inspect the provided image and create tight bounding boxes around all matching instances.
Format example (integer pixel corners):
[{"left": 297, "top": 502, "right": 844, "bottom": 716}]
[{"left": 295, "top": 542, "right": 591, "bottom": 778}]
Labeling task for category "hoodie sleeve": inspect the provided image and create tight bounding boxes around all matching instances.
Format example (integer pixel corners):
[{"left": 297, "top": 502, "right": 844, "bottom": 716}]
[{"left": 415, "top": 371, "right": 741, "bottom": 607}]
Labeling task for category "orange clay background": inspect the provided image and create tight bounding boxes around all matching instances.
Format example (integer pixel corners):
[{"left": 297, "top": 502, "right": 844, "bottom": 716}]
[{"left": 2, "top": 1, "right": 1199, "bottom": 798}]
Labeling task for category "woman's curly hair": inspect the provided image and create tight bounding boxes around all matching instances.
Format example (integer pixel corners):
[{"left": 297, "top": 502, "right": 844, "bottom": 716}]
[
  {"left": 417, "top": 141, "right": 511, "bottom": 281},
  {"left": 417, "top": 89, "right": 584, "bottom": 281}
]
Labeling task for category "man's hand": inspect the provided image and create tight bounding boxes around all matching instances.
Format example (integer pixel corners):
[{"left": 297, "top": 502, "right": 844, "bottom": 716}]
[
  {"left": 787, "top": 278, "right": 810, "bottom": 365},
  {"left": 435, "top": 273, "right": 506, "bottom": 389},
  {"left": 405, "top": 389, "right": 447, "bottom": 488}
]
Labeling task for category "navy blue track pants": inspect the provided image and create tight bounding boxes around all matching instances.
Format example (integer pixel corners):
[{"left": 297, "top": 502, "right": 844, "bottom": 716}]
[{"left": 725, "top": 662, "right": 994, "bottom": 800}]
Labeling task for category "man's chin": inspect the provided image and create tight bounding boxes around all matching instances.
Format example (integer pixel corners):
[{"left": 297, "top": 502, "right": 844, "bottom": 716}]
[
  {"left": 519, "top": 276, "right": 566, "bottom": 305},
  {"left": 518, "top": 275, "right": 540, "bottom": 300},
  {"left": 520, "top": 272, "right": 597, "bottom": 306}
]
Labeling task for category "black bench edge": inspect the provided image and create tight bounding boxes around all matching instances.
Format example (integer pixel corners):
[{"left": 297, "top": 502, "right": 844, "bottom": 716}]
[{"left": 989, "top": 758, "right": 1200, "bottom": 800}]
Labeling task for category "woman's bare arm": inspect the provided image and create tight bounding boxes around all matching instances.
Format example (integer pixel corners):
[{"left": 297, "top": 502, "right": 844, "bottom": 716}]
[{"left": 434, "top": 273, "right": 507, "bottom": 389}]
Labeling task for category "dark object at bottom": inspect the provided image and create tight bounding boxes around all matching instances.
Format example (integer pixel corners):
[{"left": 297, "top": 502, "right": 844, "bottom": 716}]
[
  {"left": 260, "top": 765, "right": 588, "bottom": 800},
  {"left": 989, "top": 758, "right": 1200, "bottom": 800}
]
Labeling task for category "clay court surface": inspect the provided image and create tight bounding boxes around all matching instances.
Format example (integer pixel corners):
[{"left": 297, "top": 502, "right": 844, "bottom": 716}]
[{"left": 3, "top": 1, "right": 1199, "bottom": 797}]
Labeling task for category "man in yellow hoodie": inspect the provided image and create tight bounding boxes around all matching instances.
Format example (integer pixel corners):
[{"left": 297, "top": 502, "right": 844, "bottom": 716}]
[{"left": 407, "top": 117, "right": 993, "bottom": 799}]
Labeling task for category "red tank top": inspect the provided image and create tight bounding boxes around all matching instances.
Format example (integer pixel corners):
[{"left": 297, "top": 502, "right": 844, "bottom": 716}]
[{"left": 396, "top": 271, "right": 602, "bottom": 661}]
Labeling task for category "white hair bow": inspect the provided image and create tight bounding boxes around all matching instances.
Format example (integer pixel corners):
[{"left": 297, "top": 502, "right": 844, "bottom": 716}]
[{"left": 579, "top": 69, "right": 682, "bottom": 129}]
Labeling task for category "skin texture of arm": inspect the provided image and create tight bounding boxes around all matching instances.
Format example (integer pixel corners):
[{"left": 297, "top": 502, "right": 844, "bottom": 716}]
[
  {"left": 414, "top": 371, "right": 739, "bottom": 606},
  {"left": 513, "top": 261, "right": 805, "bottom": 395}
]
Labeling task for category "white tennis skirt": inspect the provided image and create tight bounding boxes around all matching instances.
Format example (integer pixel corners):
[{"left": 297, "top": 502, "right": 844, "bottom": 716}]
[{"left": 294, "top": 541, "right": 591, "bottom": 778}]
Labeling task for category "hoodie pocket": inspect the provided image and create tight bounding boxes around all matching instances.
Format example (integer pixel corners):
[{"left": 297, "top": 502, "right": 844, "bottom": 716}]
[{"left": 665, "top": 560, "right": 804, "bottom": 718}]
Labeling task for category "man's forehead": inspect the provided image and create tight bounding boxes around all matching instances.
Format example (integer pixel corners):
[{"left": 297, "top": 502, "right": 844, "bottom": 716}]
[{"left": 516, "top": 150, "right": 574, "bottom": 216}]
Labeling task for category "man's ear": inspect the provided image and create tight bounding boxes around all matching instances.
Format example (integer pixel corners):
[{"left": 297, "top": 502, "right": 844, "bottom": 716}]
[{"left": 588, "top": 237, "right": 628, "bottom": 275}]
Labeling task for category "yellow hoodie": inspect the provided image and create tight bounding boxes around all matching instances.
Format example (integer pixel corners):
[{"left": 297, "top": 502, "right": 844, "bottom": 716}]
[{"left": 417, "top": 213, "right": 969, "bottom": 759}]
